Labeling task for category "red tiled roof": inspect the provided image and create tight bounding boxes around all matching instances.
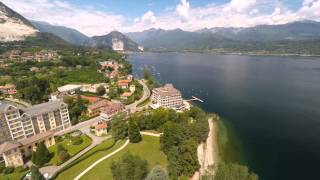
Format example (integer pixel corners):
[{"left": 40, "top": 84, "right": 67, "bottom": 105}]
[
  {"left": 81, "top": 95, "right": 101, "bottom": 104},
  {"left": 95, "top": 122, "right": 107, "bottom": 130},
  {"left": 121, "top": 92, "right": 133, "bottom": 97}
]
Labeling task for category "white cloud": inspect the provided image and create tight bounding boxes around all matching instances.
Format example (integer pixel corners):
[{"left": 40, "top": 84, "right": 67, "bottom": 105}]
[
  {"left": 140, "top": 11, "right": 157, "bottom": 24},
  {"left": 224, "top": 0, "right": 256, "bottom": 13},
  {"left": 1, "top": 0, "right": 125, "bottom": 36},
  {"left": 1, "top": 0, "right": 320, "bottom": 35},
  {"left": 176, "top": 0, "right": 190, "bottom": 20}
]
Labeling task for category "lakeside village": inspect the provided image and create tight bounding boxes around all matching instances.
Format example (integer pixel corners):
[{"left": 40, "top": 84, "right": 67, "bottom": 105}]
[{"left": 0, "top": 48, "right": 216, "bottom": 180}]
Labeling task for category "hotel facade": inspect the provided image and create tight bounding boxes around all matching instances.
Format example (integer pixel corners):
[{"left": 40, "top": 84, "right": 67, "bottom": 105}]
[
  {"left": 0, "top": 101, "right": 71, "bottom": 144},
  {"left": 151, "top": 84, "right": 184, "bottom": 110},
  {"left": 0, "top": 101, "right": 71, "bottom": 167}
]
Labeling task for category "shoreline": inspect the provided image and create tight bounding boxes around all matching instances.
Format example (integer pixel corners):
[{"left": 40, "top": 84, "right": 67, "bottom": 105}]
[
  {"left": 129, "top": 51, "right": 320, "bottom": 58},
  {"left": 192, "top": 117, "right": 220, "bottom": 179}
]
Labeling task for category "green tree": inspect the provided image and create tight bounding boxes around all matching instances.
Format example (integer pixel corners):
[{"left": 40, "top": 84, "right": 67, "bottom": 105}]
[
  {"left": 31, "top": 165, "right": 44, "bottom": 180},
  {"left": 176, "top": 138, "right": 200, "bottom": 176},
  {"left": 96, "top": 85, "right": 106, "bottom": 96},
  {"left": 32, "top": 142, "right": 51, "bottom": 166},
  {"left": 143, "top": 68, "right": 152, "bottom": 80},
  {"left": 202, "top": 163, "right": 259, "bottom": 180},
  {"left": 145, "top": 165, "right": 168, "bottom": 180},
  {"left": 111, "top": 114, "right": 128, "bottom": 140},
  {"left": 128, "top": 120, "right": 141, "bottom": 143},
  {"left": 110, "top": 153, "right": 149, "bottom": 180},
  {"left": 160, "top": 121, "right": 183, "bottom": 154},
  {"left": 22, "top": 85, "right": 41, "bottom": 104}
]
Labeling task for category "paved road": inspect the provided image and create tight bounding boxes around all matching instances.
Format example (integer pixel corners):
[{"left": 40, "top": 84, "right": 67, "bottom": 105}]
[
  {"left": 125, "top": 80, "right": 150, "bottom": 113},
  {"left": 54, "top": 116, "right": 101, "bottom": 136}
]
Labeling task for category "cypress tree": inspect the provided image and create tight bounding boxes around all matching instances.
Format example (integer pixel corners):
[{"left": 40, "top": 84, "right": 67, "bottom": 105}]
[
  {"left": 32, "top": 142, "right": 51, "bottom": 166},
  {"left": 31, "top": 165, "right": 44, "bottom": 180},
  {"left": 128, "top": 120, "right": 141, "bottom": 143}
]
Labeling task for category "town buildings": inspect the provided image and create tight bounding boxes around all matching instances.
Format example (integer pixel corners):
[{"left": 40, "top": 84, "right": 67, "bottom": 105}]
[
  {"left": 87, "top": 100, "right": 124, "bottom": 118},
  {"left": 99, "top": 102, "right": 125, "bottom": 120},
  {"left": 3, "top": 50, "right": 60, "bottom": 62},
  {"left": 151, "top": 84, "right": 184, "bottom": 110},
  {"left": 57, "top": 84, "right": 82, "bottom": 95},
  {"left": 0, "top": 101, "right": 71, "bottom": 144},
  {"left": 0, "top": 84, "right": 17, "bottom": 95}
]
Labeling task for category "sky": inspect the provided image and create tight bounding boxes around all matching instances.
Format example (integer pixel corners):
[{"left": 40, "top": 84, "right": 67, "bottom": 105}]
[{"left": 2, "top": 0, "right": 320, "bottom": 36}]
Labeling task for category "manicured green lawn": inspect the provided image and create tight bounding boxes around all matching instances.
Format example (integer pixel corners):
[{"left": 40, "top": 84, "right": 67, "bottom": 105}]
[
  {"left": 80, "top": 135, "right": 167, "bottom": 180},
  {"left": 48, "top": 135, "right": 92, "bottom": 165},
  {"left": 58, "top": 68, "right": 105, "bottom": 84},
  {"left": 56, "top": 138, "right": 125, "bottom": 180},
  {"left": 0, "top": 171, "right": 27, "bottom": 180}
]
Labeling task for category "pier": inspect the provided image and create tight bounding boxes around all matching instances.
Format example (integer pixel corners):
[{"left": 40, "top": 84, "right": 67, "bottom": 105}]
[{"left": 186, "top": 96, "right": 204, "bottom": 103}]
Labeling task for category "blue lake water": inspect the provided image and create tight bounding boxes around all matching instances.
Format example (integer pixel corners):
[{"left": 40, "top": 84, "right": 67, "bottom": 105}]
[{"left": 129, "top": 52, "right": 320, "bottom": 180}]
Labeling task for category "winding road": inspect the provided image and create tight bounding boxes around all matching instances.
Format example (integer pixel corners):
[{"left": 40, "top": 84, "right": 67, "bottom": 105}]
[{"left": 125, "top": 80, "right": 150, "bottom": 113}]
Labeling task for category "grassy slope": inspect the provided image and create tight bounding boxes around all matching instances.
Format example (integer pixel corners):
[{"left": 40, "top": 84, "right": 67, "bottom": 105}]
[
  {"left": 48, "top": 135, "right": 92, "bottom": 165},
  {"left": 59, "top": 68, "right": 105, "bottom": 84},
  {"left": 80, "top": 135, "right": 167, "bottom": 180},
  {"left": 56, "top": 139, "right": 125, "bottom": 180},
  {"left": 0, "top": 172, "right": 27, "bottom": 180}
]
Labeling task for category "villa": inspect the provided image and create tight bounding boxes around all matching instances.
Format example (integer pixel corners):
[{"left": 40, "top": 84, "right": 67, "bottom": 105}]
[
  {"left": 118, "top": 79, "right": 131, "bottom": 89},
  {"left": 93, "top": 121, "right": 108, "bottom": 136}
]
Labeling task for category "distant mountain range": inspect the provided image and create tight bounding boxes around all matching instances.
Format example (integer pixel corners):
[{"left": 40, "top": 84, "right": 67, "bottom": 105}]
[
  {"left": 1, "top": 0, "right": 320, "bottom": 55},
  {"left": 84, "top": 31, "right": 142, "bottom": 51},
  {"left": 125, "top": 21, "right": 320, "bottom": 54},
  {"left": 31, "top": 21, "right": 89, "bottom": 45}
]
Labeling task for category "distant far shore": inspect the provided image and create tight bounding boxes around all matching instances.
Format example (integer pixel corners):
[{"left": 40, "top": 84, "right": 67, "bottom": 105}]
[{"left": 132, "top": 50, "right": 320, "bottom": 58}]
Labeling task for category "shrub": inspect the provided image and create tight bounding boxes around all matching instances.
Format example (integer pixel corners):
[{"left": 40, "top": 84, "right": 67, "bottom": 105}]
[
  {"left": 3, "top": 166, "right": 14, "bottom": 174},
  {"left": 14, "top": 166, "right": 27, "bottom": 173},
  {"left": 71, "top": 136, "right": 83, "bottom": 145},
  {"left": 55, "top": 136, "right": 63, "bottom": 143},
  {"left": 58, "top": 150, "right": 70, "bottom": 163},
  {"left": 0, "top": 163, "right": 5, "bottom": 173}
]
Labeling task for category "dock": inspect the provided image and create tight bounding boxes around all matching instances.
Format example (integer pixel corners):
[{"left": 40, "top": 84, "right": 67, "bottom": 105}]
[{"left": 186, "top": 96, "right": 204, "bottom": 103}]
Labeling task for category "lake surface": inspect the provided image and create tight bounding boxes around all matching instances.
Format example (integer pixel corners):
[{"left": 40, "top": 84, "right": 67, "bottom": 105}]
[{"left": 129, "top": 52, "right": 320, "bottom": 180}]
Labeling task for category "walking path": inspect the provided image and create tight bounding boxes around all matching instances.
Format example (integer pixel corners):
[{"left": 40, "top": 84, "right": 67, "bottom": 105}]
[
  {"left": 73, "top": 132, "right": 162, "bottom": 180},
  {"left": 4, "top": 97, "right": 31, "bottom": 107},
  {"left": 140, "top": 131, "right": 163, "bottom": 137},
  {"left": 74, "top": 140, "right": 130, "bottom": 180}
]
